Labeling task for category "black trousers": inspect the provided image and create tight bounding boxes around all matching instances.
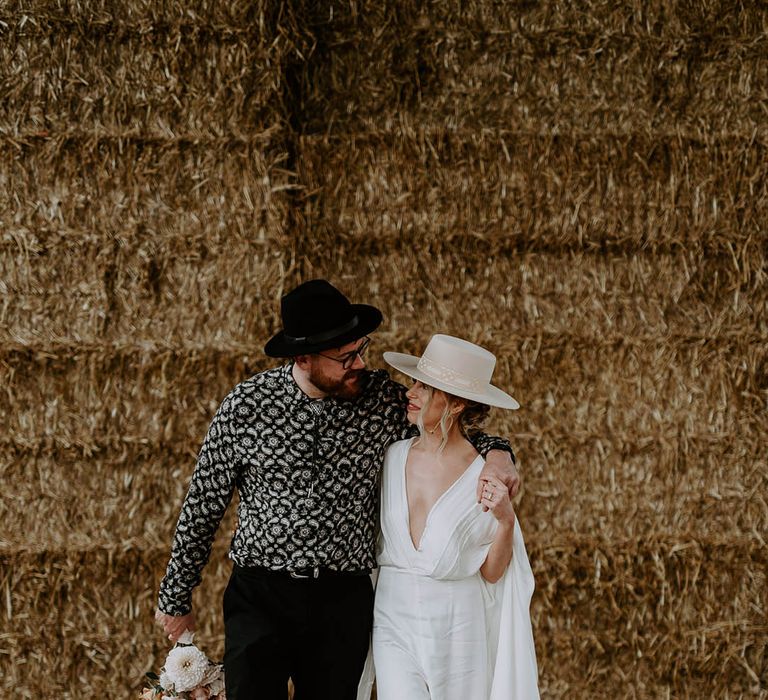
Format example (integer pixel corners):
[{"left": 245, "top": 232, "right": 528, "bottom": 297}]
[{"left": 223, "top": 565, "right": 374, "bottom": 700}]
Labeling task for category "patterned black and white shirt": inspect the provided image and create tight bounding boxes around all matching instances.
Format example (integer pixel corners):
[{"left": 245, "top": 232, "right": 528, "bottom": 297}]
[{"left": 157, "top": 364, "right": 513, "bottom": 615}]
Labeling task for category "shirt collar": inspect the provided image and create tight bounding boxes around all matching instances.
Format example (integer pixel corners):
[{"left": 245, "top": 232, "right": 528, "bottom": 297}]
[{"left": 281, "top": 363, "right": 312, "bottom": 405}]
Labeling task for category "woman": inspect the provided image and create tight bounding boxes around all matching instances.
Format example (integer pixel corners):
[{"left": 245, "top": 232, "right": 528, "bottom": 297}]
[{"left": 360, "top": 334, "right": 539, "bottom": 700}]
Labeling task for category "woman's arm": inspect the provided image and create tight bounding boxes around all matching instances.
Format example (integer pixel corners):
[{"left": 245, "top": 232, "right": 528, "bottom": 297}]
[{"left": 479, "top": 475, "right": 516, "bottom": 584}]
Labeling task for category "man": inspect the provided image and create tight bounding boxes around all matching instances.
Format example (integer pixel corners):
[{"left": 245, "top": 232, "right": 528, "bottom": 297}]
[{"left": 155, "top": 279, "right": 520, "bottom": 700}]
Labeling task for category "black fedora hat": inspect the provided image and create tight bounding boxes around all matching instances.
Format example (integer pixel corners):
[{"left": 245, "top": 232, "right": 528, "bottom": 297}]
[{"left": 264, "top": 279, "right": 383, "bottom": 357}]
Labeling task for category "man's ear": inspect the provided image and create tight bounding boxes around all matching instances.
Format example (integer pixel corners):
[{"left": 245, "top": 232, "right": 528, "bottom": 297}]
[{"left": 294, "top": 354, "right": 312, "bottom": 369}]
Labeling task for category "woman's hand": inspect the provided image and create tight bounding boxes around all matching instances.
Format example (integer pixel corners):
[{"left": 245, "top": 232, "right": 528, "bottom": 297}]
[
  {"left": 477, "top": 450, "right": 521, "bottom": 508},
  {"left": 479, "top": 476, "right": 515, "bottom": 526},
  {"left": 155, "top": 608, "right": 196, "bottom": 643}
]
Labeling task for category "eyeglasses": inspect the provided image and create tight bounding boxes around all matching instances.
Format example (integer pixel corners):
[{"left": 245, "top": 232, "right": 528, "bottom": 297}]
[{"left": 317, "top": 337, "right": 371, "bottom": 369}]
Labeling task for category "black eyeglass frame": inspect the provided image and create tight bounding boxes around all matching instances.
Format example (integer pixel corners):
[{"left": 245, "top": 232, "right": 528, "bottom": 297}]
[{"left": 316, "top": 337, "right": 371, "bottom": 369}]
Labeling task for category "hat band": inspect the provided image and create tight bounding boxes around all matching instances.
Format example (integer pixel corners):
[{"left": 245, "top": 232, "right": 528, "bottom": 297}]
[
  {"left": 416, "top": 356, "right": 486, "bottom": 394},
  {"left": 284, "top": 316, "right": 359, "bottom": 344}
]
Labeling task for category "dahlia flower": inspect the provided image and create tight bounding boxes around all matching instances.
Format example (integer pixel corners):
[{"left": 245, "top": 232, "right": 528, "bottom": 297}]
[{"left": 164, "top": 645, "right": 209, "bottom": 691}]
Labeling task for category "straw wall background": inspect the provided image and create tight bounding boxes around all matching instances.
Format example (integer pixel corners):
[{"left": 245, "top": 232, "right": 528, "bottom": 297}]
[{"left": 1, "top": 0, "right": 766, "bottom": 697}]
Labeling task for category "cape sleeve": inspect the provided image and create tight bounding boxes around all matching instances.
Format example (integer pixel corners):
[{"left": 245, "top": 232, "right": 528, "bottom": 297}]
[{"left": 485, "top": 519, "right": 540, "bottom": 700}]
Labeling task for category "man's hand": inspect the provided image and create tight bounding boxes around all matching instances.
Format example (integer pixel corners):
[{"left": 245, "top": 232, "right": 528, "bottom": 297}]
[
  {"left": 477, "top": 449, "right": 520, "bottom": 510},
  {"left": 155, "top": 608, "right": 196, "bottom": 643}
]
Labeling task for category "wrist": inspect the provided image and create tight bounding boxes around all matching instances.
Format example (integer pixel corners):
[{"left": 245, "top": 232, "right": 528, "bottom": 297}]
[{"left": 497, "top": 513, "right": 516, "bottom": 530}]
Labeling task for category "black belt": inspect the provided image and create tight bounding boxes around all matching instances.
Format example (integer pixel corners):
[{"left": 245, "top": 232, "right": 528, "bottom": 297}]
[{"left": 235, "top": 564, "right": 371, "bottom": 580}]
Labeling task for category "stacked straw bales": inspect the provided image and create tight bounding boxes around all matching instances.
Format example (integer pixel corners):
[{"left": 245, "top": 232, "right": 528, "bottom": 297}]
[{"left": 1, "top": 0, "right": 766, "bottom": 697}]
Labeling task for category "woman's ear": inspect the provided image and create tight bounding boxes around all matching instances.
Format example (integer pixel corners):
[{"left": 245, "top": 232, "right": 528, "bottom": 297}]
[
  {"left": 294, "top": 354, "right": 311, "bottom": 369},
  {"left": 450, "top": 399, "right": 467, "bottom": 416}
]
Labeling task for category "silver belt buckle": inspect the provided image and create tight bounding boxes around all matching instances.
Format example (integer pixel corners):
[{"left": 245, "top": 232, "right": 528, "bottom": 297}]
[{"left": 290, "top": 566, "right": 320, "bottom": 580}]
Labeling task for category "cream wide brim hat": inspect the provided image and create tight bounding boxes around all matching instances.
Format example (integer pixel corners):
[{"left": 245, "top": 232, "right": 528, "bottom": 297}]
[{"left": 383, "top": 334, "right": 519, "bottom": 409}]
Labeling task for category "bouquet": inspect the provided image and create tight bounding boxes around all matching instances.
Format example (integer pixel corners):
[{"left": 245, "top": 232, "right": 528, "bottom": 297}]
[{"left": 141, "top": 630, "right": 226, "bottom": 700}]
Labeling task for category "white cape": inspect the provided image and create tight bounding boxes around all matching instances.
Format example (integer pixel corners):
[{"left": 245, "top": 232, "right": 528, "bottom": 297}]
[{"left": 357, "top": 438, "right": 539, "bottom": 699}]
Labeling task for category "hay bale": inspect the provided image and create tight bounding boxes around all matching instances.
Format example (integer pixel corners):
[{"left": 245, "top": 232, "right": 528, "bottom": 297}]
[
  {"left": 530, "top": 536, "right": 767, "bottom": 697},
  {"left": 0, "top": 549, "right": 229, "bottom": 697},
  {"left": 0, "top": 0, "right": 287, "bottom": 136},
  {"left": 279, "top": 0, "right": 768, "bottom": 135},
  {"left": 295, "top": 131, "right": 767, "bottom": 257},
  {"left": 0, "top": 138, "right": 293, "bottom": 345},
  {"left": 2, "top": 0, "right": 766, "bottom": 696}
]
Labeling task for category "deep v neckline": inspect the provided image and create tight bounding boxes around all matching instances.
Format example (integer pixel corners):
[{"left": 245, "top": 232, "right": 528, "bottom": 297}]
[{"left": 402, "top": 437, "right": 482, "bottom": 552}]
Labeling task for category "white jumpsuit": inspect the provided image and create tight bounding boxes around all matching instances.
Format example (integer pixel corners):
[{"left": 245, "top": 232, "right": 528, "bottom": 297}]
[{"left": 360, "top": 438, "right": 539, "bottom": 700}]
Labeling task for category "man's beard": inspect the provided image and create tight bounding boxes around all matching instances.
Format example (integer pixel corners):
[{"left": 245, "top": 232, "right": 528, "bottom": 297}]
[{"left": 308, "top": 365, "right": 365, "bottom": 400}]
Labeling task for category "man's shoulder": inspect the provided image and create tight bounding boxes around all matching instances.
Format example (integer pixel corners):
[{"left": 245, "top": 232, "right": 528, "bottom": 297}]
[
  {"left": 238, "top": 365, "right": 287, "bottom": 392},
  {"left": 220, "top": 365, "right": 288, "bottom": 414}
]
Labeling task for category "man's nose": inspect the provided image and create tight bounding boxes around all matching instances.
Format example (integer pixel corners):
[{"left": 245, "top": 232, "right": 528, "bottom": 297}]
[{"left": 350, "top": 353, "right": 366, "bottom": 370}]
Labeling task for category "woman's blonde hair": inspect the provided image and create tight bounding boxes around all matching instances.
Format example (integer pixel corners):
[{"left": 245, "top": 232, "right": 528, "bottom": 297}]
[{"left": 415, "top": 385, "right": 491, "bottom": 453}]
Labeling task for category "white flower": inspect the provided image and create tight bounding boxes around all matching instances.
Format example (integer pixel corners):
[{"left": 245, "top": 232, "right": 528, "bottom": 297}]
[
  {"left": 165, "top": 645, "right": 209, "bottom": 691},
  {"left": 159, "top": 671, "right": 173, "bottom": 690}
]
